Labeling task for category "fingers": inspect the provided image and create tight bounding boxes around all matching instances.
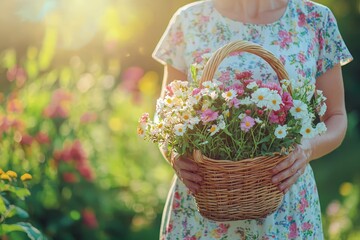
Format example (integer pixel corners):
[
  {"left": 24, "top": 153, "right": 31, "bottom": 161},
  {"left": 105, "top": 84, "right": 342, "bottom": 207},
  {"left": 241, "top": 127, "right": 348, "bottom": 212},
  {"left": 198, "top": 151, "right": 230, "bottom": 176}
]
[
  {"left": 177, "top": 170, "right": 201, "bottom": 194},
  {"left": 271, "top": 151, "right": 297, "bottom": 175},
  {"left": 174, "top": 156, "right": 199, "bottom": 172},
  {"left": 172, "top": 155, "right": 202, "bottom": 194},
  {"left": 272, "top": 158, "right": 302, "bottom": 184},
  {"left": 277, "top": 169, "right": 303, "bottom": 193}
]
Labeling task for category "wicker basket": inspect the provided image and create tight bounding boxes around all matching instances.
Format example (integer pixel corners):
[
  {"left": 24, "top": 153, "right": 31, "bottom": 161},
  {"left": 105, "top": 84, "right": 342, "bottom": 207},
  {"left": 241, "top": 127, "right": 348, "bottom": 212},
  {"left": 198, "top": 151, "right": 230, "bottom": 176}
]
[{"left": 191, "top": 40, "right": 291, "bottom": 221}]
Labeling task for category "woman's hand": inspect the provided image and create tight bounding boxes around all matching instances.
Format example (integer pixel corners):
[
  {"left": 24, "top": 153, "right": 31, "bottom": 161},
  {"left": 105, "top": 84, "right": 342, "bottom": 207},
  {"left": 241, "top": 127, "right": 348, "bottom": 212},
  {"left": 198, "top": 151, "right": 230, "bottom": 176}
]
[
  {"left": 171, "top": 152, "right": 202, "bottom": 194},
  {"left": 271, "top": 141, "right": 313, "bottom": 194}
]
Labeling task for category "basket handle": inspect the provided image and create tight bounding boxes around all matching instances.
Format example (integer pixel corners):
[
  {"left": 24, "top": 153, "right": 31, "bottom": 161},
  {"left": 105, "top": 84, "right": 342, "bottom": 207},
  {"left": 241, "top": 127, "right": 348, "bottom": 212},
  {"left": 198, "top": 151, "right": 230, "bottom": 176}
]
[{"left": 199, "top": 40, "right": 292, "bottom": 94}]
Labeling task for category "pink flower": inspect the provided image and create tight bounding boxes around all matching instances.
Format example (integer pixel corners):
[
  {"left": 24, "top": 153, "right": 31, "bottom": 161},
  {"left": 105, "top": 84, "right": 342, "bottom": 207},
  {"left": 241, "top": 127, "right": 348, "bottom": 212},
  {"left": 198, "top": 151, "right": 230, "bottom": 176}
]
[
  {"left": 63, "top": 172, "right": 78, "bottom": 183},
  {"left": 166, "top": 223, "right": 173, "bottom": 233},
  {"left": 172, "top": 201, "right": 180, "bottom": 210},
  {"left": 279, "top": 30, "right": 292, "bottom": 48},
  {"left": 297, "top": 52, "right": 306, "bottom": 63},
  {"left": 184, "top": 237, "right": 197, "bottom": 240},
  {"left": 20, "top": 134, "right": 33, "bottom": 146},
  {"left": 80, "top": 112, "right": 97, "bottom": 124},
  {"left": 269, "top": 106, "right": 287, "bottom": 125},
  {"left": 298, "top": 13, "right": 306, "bottom": 27},
  {"left": 201, "top": 109, "right": 219, "bottom": 123},
  {"left": 82, "top": 209, "right": 98, "bottom": 229},
  {"left": 227, "top": 83, "right": 244, "bottom": 96},
  {"left": 77, "top": 164, "right": 94, "bottom": 182},
  {"left": 35, "top": 132, "right": 51, "bottom": 144},
  {"left": 216, "top": 223, "right": 229, "bottom": 234},
  {"left": 43, "top": 89, "right": 72, "bottom": 119},
  {"left": 6, "top": 66, "right": 27, "bottom": 87},
  {"left": 260, "top": 82, "right": 282, "bottom": 94},
  {"left": 166, "top": 85, "right": 174, "bottom": 96},
  {"left": 282, "top": 92, "right": 294, "bottom": 111},
  {"left": 192, "top": 88, "right": 201, "bottom": 96},
  {"left": 172, "top": 31, "right": 183, "bottom": 45},
  {"left": 288, "top": 222, "right": 299, "bottom": 239},
  {"left": 241, "top": 116, "right": 255, "bottom": 132},
  {"left": 174, "top": 191, "right": 181, "bottom": 200},
  {"left": 235, "top": 71, "right": 253, "bottom": 81},
  {"left": 139, "top": 113, "right": 149, "bottom": 124},
  {"left": 301, "top": 222, "right": 312, "bottom": 231},
  {"left": 7, "top": 98, "right": 23, "bottom": 113},
  {"left": 228, "top": 98, "right": 241, "bottom": 108},
  {"left": 299, "top": 198, "right": 309, "bottom": 213}
]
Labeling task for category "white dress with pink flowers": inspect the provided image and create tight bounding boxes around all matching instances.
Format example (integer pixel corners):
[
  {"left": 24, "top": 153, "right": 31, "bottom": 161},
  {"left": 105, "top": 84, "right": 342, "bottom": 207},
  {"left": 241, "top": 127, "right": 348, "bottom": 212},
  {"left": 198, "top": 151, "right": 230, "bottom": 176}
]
[{"left": 152, "top": 0, "right": 352, "bottom": 239}]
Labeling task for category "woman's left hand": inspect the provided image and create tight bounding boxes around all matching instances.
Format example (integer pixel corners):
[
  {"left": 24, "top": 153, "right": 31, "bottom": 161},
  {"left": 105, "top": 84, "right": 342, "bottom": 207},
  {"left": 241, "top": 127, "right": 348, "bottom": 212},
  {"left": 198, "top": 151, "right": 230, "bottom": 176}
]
[{"left": 271, "top": 141, "right": 313, "bottom": 194}]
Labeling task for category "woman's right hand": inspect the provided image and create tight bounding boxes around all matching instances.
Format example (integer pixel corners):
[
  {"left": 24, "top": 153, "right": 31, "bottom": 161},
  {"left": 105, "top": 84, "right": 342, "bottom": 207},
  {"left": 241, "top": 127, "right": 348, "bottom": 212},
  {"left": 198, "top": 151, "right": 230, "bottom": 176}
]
[{"left": 171, "top": 153, "right": 202, "bottom": 194}]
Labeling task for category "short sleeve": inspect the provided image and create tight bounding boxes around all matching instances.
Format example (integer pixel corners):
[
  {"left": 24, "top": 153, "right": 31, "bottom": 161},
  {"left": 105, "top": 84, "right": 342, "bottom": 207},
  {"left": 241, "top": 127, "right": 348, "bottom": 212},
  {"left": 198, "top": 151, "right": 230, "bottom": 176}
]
[
  {"left": 316, "top": 8, "right": 353, "bottom": 78},
  {"left": 152, "top": 9, "right": 187, "bottom": 73}
]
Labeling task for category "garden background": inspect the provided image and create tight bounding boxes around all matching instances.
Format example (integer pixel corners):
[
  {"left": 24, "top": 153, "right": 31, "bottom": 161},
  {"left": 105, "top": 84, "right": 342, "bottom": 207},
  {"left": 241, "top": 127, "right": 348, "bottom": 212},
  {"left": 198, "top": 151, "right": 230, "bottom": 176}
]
[{"left": 0, "top": 0, "right": 359, "bottom": 239}]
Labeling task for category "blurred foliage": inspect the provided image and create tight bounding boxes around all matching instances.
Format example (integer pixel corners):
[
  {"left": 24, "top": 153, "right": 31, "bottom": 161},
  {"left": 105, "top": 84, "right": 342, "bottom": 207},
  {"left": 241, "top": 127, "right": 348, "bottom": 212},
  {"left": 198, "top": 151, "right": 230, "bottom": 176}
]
[{"left": 0, "top": 0, "right": 358, "bottom": 239}]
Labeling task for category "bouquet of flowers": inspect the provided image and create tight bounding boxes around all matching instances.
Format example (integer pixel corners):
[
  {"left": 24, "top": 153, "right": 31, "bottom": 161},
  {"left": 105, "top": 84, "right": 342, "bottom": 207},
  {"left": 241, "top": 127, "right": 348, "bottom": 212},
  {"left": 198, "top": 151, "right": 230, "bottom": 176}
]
[
  {"left": 137, "top": 69, "right": 327, "bottom": 161},
  {"left": 137, "top": 40, "right": 327, "bottom": 221}
]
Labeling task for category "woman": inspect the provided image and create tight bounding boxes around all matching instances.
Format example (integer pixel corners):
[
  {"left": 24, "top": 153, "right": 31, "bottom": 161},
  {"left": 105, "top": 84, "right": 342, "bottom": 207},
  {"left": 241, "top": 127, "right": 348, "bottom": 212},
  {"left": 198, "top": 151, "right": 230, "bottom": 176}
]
[{"left": 152, "top": 0, "right": 353, "bottom": 239}]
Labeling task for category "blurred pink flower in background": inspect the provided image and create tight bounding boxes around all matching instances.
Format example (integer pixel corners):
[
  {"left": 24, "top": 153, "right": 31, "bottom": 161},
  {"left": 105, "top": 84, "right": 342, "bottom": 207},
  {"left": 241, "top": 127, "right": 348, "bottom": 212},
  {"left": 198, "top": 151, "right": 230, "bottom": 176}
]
[
  {"left": 81, "top": 208, "right": 98, "bottom": 229},
  {"left": 80, "top": 112, "right": 98, "bottom": 124},
  {"left": 6, "top": 66, "right": 27, "bottom": 87},
  {"left": 43, "top": 89, "right": 72, "bottom": 119},
  {"left": 54, "top": 140, "right": 95, "bottom": 182}
]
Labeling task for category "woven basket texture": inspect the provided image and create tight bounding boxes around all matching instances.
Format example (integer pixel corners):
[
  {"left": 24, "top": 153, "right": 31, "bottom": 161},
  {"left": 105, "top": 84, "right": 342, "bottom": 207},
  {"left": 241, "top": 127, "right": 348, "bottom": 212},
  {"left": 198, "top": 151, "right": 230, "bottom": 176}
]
[{"left": 192, "top": 40, "right": 291, "bottom": 221}]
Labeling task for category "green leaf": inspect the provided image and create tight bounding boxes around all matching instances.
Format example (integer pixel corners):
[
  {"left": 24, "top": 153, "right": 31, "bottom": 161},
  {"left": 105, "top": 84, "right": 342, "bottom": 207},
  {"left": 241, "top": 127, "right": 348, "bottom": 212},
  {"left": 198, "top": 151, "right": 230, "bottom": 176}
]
[
  {"left": 1, "top": 186, "right": 31, "bottom": 200},
  {"left": 190, "top": 65, "right": 197, "bottom": 82},
  {"left": 1, "top": 222, "right": 46, "bottom": 240},
  {"left": 258, "top": 135, "right": 271, "bottom": 144},
  {"left": 6, "top": 205, "right": 29, "bottom": 219},
  {"left": 223, "top": 128, "right": 233, "bottom": 137},
  {"left": 0, "top": 196, "right": 7, "bottom": 214},
  {"left": 0, "top": 223, "right": 24, "bottom": 235}
]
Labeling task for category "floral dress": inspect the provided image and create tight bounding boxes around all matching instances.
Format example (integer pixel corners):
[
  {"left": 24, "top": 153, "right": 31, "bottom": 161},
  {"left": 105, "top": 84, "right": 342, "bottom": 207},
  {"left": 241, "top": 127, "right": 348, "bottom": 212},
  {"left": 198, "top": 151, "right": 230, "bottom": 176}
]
[{"left": 152, "top": 0, "right": 353, "bottom": 239}]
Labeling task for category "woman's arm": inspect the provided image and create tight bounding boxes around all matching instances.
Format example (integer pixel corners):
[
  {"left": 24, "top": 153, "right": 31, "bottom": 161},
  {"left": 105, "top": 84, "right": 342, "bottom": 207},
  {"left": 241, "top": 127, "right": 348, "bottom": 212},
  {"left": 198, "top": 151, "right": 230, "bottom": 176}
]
[
  {"left": 159, "top": 65, "right": 202, "bottom": 194},
  {"left": 271, "top": 64, "right": 347, "bottom": 193}
]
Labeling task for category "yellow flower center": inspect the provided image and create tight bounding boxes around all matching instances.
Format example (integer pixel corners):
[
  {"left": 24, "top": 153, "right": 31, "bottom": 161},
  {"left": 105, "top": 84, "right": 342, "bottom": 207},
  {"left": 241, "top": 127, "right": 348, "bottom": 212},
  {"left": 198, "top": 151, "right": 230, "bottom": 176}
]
[
  {"left": 272, "top": 100, "right": 277, "bottom": 105},
  {"left": 305, "top": 128, "right": 311, "bottom": 134},
  {"left": 137, "top": 127, "right": 144, "bottom": 135},
  {"left": 258, "top": 95, "right": 264, "bottom": 100},
  {"left": 183, "top": 115, "right": 190, "bottom": 120},
  {"left": 245, "top": 122, "right": 251, "bottom": 127},
  {"left": 226, "top": 92, "right": 233, "bottom": 97},
  {"left": 296, "top": 107, "right": 302, "bottom": 113},
  {"left": 278, "top": 130, "right": 283, "bottom": 134},
  {"left": 210, "top": 126, "right": 217, "bottom": 132}
]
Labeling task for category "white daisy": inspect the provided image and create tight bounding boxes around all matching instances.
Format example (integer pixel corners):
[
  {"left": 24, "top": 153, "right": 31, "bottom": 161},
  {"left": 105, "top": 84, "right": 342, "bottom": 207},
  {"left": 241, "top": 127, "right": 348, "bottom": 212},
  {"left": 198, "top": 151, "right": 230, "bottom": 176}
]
[
  {"left": 210, "top": 91, "right": 219, "bottom": 100},
  {"left": 218, "top": 119, "right": 226, "bottom": 129},
  {"left": 318, "top": 104, "right": 327, "bottom": 116},
  {"left": 300, "top": 124, "right": 316, "bottom": 138},
  {"left": 238, "top": 113, "right": 246, "bottom": 120},
  {"left": 164, "top": 96, "right": 174, "bottom": 107},
  {"left": 174, "top": 124, "right": 186, "bottom": 136},
  {"left": 274, "top": 125, "right": 288, "bottom": 139},
  {"left": 246, "top": 81, "right": 258, "bottom": 90},
  {"left": 290, "top": 100, "right": 308, "bottom": 119},
  {"left": 208, "top": 124, "right": 219, "bottom": 136},
  {"left": 316, "top": 122, "right": 327, "bottom": 134},
  {"left": 255, "top": 118, "right": 262, "bottom": 124},
  {"left": 267, "top": 92, "right": 282, "bottom": 111},
  {"left": 222, "top": 89, "right": 237, "bottom": 101},
  {"left": 251, "top": 88, "right": 271, "bottom": 108},
  {"left": 239, "top": 96, "right": 252, "bottom": 105}
]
